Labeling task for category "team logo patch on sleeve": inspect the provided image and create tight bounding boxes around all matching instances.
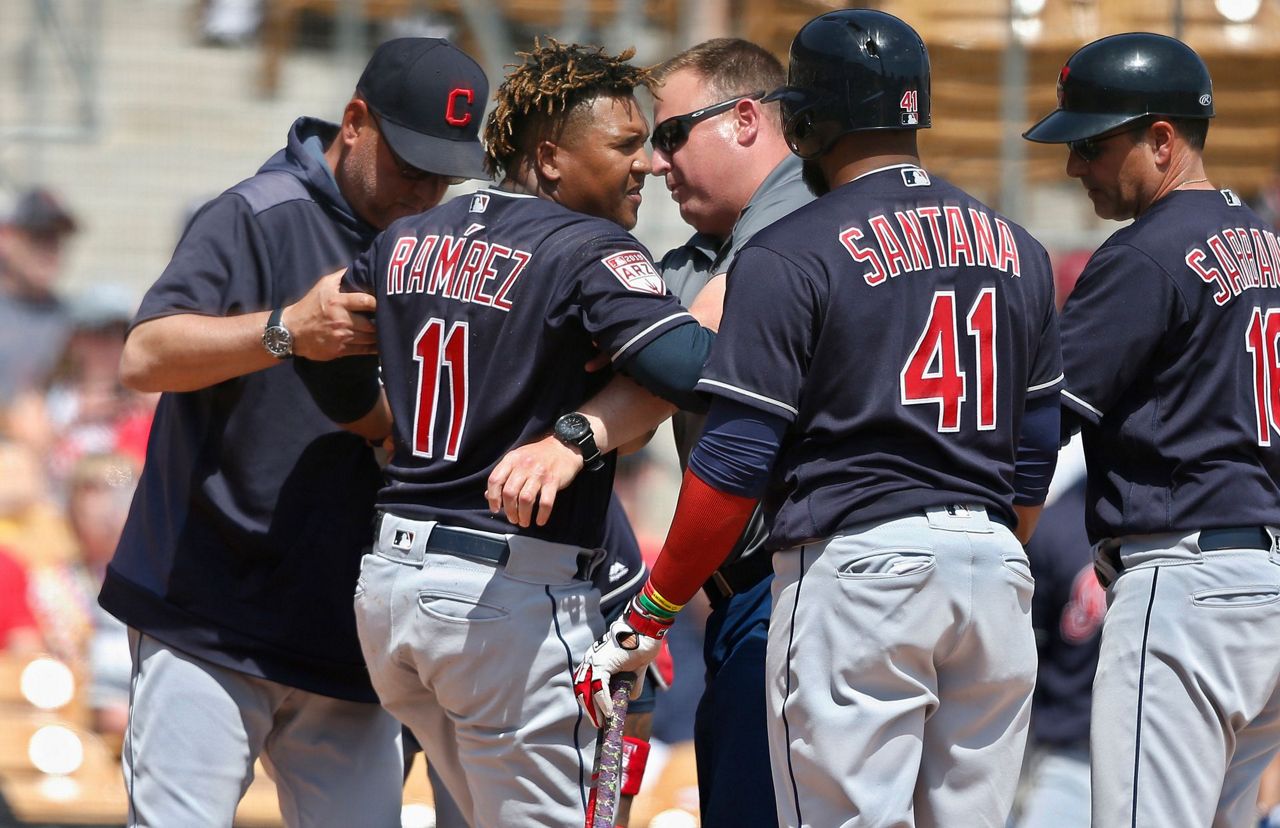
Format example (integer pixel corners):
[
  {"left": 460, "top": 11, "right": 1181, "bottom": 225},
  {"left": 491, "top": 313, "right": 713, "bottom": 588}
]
[{"left": 602, "top": 251, "right": 665, "bottom": 294}]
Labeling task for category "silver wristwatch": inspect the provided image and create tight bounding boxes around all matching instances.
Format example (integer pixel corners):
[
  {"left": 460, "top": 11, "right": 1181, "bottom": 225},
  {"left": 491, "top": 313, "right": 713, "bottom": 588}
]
[{"left": 262, "top": 307, "right": 294, "bottom": 359}]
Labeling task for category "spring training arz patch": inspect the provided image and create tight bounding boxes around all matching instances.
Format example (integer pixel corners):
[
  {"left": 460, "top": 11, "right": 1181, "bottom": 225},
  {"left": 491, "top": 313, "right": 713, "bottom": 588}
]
[{"left": 602, "top": 251, "right": 665, "bottom": 295}]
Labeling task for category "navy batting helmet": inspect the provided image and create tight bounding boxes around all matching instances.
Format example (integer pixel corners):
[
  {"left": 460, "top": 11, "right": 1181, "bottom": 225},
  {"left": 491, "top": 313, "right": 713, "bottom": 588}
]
[
  {"left": 1024, "top": 32, "right": 1213, "bottom": 144},
  {"left": 765, "top": 9, "right": 931, "bottom": 159}
]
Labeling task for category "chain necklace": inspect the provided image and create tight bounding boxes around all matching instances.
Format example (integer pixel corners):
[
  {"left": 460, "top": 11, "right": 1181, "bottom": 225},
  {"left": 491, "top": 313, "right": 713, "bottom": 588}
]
[{"left": 1174, "top": 177, "right": 1210, "bottom": 190}]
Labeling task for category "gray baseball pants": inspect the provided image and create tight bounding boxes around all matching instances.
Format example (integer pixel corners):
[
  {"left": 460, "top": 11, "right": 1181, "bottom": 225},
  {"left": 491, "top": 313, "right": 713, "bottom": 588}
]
[
  {"left": 767, "top": 505, "right": 1036, "bottom": 828},
  {"left": 354, "top": 513, "right": 603, "bottom": 828},
  {"left": 1090, "top": 530, "right": 1280, "bottom": 828},
  {"left": 123, "top": 630, "right": 403, "bottom": 828}
]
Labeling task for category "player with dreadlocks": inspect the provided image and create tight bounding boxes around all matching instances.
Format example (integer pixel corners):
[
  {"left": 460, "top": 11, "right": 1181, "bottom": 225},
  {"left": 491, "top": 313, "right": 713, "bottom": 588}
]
[{"left": 298, "top": 40, "right": 716, "bottom": 826}]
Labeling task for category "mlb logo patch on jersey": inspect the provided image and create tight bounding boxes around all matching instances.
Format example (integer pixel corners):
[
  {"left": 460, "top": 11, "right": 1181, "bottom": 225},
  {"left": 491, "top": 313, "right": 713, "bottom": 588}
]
[
  {"left": 602, "top": 250, "right": 665, "bottom": 295},
  {"left": 902, "top": 168, "right": 930, "bottom": 187},
  {"left": 1222, "top": 189, "right": 1242, "bottom": 207},
  {"left": 392, "top": 529, "right": 415, "bottom": 551},
  {"left": 470, "top": 192, "right": 490, "bottom": 213}
]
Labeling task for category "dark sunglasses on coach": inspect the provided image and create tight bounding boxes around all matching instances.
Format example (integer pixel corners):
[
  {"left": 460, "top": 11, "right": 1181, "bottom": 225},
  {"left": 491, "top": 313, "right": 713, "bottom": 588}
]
[
  {"left": 370, "top": 111, "right": 468, "bottom": 186},
  {"left": 1066, "top": 120, "right": 1150, "bottom": 162},
  {"left": 650, "top": 90, "right": 766, "bottom": 154}
]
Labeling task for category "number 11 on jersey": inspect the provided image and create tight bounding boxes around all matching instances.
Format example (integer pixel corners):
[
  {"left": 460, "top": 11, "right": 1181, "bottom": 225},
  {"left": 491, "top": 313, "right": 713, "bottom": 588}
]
[{"left": 413, "top": 317, "right": 470, "bottom": 461}]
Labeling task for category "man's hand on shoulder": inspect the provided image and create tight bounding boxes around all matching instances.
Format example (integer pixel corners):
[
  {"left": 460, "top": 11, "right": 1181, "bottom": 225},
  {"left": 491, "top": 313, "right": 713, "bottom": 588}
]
[{"left": 285, "top": 270, "right": 378, "bottom": 361}]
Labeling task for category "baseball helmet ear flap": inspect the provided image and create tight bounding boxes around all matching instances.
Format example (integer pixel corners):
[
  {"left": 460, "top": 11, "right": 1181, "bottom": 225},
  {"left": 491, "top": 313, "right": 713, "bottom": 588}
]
[
  {"left": 764, "top": 87, "right": 850, "bottom": 160},
  {"left": 768, "top": 9, "right": 931, "bottom": 160},
  {"left": 1024, "top": 32, "right": 1214, "bottom": 144}
]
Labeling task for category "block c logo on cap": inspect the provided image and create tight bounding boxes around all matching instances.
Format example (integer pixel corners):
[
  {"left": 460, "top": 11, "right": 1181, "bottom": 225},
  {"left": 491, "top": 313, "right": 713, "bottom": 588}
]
[{"left": 446, "top": 88, "right": 474, "bottom": 126}]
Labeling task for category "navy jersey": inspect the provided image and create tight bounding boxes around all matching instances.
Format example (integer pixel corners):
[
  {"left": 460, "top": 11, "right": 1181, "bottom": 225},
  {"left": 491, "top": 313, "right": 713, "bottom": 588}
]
[
  {"left": 345, "top": 188, "right": 694, "bottom": 548},
  {"left": 700, "top": 164, "right": 1062, "bottom": 549},
  {"left": 1060, "top": 189, "right": 1280, "bottom": 541}
]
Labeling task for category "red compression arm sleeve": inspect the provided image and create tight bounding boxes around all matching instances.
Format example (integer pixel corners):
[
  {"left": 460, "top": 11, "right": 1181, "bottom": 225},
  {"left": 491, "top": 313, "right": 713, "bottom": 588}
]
[{"left": 648, "top": 467, "right": 759, "bottom": 605}]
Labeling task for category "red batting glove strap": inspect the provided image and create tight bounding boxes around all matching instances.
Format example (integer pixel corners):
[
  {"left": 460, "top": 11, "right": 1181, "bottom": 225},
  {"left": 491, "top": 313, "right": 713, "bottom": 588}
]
[
  {"left": 619, "top": 737, "right": 651, "bottom": 797},
  {"left": 650, "top": 467, "right": 760, "bottom": 605},
  {"left": 621, "top": 599, "right": 673, "bottom": 640}
]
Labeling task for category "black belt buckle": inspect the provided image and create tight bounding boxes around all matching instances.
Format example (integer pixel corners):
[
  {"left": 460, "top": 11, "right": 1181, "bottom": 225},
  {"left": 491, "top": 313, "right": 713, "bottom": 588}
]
[
  {"left": 1092, "top": 541, "right": 1124, "bottom": 589},
  {"left": 1199, "top": 526, "right": 1272, "bottom": 552},
  {"left": 703, "top": 551, "right": 774, "bottom": 606},
  {"left": 706, "top": 571, "right": 734, "bottom": 604},
  {"left": 1104, "top": 544, "right": 1123, "bottom": 577}
]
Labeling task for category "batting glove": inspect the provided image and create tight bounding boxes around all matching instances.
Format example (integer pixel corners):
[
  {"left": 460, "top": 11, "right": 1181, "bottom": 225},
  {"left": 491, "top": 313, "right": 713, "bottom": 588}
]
[{"left": 574, "top": 597, "right": 672, "bottom": 729}]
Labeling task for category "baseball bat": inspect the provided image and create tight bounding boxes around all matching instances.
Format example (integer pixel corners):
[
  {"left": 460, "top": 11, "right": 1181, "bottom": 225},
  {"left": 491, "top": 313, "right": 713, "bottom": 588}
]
[{"left": 585, "top": 672, "right": 636, "bottom": 828}]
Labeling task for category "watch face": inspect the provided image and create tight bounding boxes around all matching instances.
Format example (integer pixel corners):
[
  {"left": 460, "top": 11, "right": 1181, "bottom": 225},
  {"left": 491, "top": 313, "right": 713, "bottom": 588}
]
[
  {"left": 555, "top": 412, "right": 590, "bottom": 441},
  {"left": 263, "top": 326, "right": 293, "bottom": 358}
]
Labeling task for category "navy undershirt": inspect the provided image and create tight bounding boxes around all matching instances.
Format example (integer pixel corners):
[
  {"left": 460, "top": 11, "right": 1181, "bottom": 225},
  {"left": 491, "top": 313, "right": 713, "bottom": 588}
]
[{"left": 691, "top": 394, "right": 1059, "bottom": 505}]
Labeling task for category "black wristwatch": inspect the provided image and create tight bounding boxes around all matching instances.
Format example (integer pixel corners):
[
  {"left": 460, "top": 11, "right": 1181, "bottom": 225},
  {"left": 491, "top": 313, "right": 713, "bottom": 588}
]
[
  {"left": 553, "top": 412, "right": 604, "bottom": 471},
  {"left": 262, "top": 307, "right": 294, "bottom": 359}
]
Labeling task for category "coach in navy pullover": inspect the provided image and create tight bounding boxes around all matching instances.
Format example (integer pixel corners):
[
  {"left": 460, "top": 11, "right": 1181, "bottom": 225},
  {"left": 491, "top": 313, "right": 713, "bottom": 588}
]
[
  {"left": 98, "top": 37, "right": 495, "bottom": 828},
  {"left": 99, "top": 115, "right": 387, "bottom": 700}
]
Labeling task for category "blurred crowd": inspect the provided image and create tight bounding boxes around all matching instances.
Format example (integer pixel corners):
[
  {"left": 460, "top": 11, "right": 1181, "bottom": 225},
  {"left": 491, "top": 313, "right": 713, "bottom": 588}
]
[{"left": 0, "top": 187, "right": 155, "bottom": 748}]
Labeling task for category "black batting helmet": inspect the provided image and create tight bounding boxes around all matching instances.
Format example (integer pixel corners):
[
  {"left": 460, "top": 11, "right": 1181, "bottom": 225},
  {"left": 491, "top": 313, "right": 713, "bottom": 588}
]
[
  {"left": 1024, "top": 32, "right": 1214, "bottom": 144},
  {"left": 764, "top": 9, "right": 930, "bottom": 159}
]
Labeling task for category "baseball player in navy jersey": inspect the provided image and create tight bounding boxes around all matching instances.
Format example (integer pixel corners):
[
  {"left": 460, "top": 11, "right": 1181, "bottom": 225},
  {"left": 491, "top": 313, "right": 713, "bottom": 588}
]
[
  {"left": 573, "top": 10, "right": 1063, "bottom": 827},
  {"left": 99, "top": 39, "right": 488, "bottom": 827},
  {"left": 1025, "top": 33, "right": 1280, "bottom": 828},
  {"left": 299, "top": 42, "right": 716, "bottom": 827},
  {"left": 648, "top": 37, "right": 812, "bottom": 827}
]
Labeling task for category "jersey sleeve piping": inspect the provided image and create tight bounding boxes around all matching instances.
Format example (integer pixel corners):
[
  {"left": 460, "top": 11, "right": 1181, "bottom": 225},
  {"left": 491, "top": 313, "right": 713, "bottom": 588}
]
[
  {"left": 1028, "top": 373, "right": 1065, "bottom": 394},
  {"left": 696, "top": 378, "right": 799, "bottom": 418},
  {"left": 1061, "top": 388, "right": 1103, "bottom": 423},
  {"left": 609, "top": 311, "right": 696, "bottom": 362}
]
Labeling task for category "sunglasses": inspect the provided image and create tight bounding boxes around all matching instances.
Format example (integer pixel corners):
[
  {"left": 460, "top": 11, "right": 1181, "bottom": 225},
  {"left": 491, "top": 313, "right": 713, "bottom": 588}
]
[
  {"left": 1067, "top": 122, "right": 1149, "bottom": 162},
  {"left": 370, "top": 111, "right": 467, "bottom": 186},
  {"left": 650, "top": 90, "right": 766, "bottom": 155}
]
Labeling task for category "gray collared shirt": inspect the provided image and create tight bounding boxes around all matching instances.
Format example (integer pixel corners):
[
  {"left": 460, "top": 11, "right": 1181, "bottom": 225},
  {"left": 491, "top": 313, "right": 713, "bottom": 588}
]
[{"left": 657, "top": 153, "right": 812, "bottom": 566}]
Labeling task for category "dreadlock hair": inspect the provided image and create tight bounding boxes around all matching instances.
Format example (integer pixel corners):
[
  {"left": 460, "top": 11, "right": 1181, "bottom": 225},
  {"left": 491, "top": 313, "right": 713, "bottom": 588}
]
[{"left": 484, "top": 39, "right": 653, "bottom": 179}]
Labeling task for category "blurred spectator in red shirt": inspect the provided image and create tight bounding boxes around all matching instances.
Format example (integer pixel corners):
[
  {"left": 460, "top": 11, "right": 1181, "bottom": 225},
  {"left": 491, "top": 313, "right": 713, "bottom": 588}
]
[{"left": 0, "top": 543, "right": 41, "bottom": 653}]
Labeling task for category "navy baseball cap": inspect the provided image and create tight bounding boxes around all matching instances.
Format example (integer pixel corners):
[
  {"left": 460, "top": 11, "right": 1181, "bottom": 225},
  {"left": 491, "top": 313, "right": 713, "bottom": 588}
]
[{"left": 357, "top": 38, "right": 489, "bottom": 180}]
